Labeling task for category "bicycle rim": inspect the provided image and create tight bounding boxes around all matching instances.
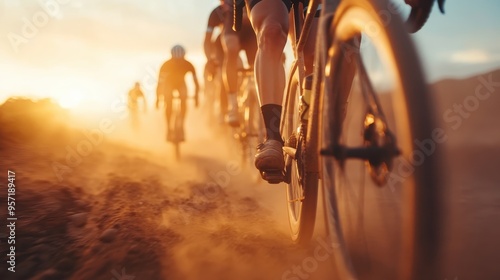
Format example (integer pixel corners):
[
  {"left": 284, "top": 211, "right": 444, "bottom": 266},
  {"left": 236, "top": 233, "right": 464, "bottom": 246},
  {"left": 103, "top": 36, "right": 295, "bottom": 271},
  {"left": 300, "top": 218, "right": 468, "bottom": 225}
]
[
  {"left": 282, "top": 73, "right": 318, "bottom": 245},
  {"left": 318, "top": 0, "right": 442, "bottom": 279}
]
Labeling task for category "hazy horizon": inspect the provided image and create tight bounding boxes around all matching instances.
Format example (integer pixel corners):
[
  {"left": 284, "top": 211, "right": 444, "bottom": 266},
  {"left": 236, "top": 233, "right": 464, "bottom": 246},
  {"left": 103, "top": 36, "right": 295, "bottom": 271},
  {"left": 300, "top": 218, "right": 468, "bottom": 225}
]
[{"left": 1, "top": 0, "right": 499, "bottom": 107}]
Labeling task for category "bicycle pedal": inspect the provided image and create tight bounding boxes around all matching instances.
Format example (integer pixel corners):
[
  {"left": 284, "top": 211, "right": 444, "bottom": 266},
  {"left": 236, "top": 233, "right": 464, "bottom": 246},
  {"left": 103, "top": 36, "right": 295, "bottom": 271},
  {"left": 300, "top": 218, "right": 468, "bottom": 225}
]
[{"left": 260, "top": 170, "right": 284, "bottom": 184}]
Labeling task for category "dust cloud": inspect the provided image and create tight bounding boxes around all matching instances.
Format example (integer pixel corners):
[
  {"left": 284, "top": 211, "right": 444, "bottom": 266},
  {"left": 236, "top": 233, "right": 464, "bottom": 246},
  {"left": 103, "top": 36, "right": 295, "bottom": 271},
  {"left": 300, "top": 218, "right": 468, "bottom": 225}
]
[{"left": 0, "top": 98, "right": 336, "bottom": 280}]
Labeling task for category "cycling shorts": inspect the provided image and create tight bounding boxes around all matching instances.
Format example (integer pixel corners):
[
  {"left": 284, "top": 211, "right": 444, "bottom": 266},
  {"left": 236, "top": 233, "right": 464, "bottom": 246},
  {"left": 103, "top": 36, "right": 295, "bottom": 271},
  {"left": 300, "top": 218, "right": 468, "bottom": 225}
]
[{"left": 248, "top": 0, "right": 320, "bottom": 16}]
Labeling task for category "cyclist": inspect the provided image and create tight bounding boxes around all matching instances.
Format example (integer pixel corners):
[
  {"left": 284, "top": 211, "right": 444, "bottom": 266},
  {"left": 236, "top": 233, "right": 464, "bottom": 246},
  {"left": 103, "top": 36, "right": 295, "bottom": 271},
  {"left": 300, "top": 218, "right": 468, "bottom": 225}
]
[
  {"left": 156, "top": 45, "right": 199, "bottom": 142},
  {"left": 128, "top": 81, "right": 146, "bottom": 130},
  {"left": 241, "top": 0, "right": 319, "bottom": 183},
  {"left": 128, "top": 81, "right": 146, "bottom": 113},
  {"left": 204, "top": 0, "right": 257, "bottom": 127},
  {"left": 244, "top": 0, "right": 443, "bottom": 183}
]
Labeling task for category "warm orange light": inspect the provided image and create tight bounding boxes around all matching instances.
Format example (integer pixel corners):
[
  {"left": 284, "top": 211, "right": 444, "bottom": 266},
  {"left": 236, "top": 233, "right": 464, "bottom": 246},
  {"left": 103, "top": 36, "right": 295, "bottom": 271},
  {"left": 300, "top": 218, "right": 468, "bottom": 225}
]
[{"left": 57, "top": 89, "right": 84, "bottom": 109}]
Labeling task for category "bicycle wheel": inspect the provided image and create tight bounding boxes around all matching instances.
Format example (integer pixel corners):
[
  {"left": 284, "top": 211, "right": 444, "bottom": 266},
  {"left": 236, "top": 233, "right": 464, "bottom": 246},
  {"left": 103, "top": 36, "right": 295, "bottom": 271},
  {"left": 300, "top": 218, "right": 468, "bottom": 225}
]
[
  {"left": 282, "top": 70, "right": 318, "bottom": 245},
  {"left": 315, "top": 0, "right": 442, "bottom": 279}
]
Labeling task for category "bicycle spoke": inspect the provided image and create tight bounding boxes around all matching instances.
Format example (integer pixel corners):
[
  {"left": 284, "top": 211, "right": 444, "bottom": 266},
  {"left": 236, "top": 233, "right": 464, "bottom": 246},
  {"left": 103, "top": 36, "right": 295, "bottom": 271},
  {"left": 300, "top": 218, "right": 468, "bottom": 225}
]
[{"left": 354, "top": 46, "right": 391, "bottom": 125}]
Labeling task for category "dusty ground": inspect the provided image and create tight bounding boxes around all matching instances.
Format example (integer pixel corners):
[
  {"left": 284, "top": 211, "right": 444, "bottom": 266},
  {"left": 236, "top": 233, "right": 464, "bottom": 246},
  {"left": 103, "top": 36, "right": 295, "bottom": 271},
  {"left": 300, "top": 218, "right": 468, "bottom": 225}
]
[
  {"left": 0, "top": 69, "right": 499, "bottom": 280},
  {"left": 0, "top": 98, "right": 336, "bottom": 280}
]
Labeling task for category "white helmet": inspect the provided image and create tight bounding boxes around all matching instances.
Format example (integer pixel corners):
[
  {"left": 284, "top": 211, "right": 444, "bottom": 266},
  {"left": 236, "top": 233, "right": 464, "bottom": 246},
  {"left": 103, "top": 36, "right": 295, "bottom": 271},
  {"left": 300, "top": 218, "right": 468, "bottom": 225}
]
[{"left": 171, "top": 45, "right": 186, "bottom": 59}]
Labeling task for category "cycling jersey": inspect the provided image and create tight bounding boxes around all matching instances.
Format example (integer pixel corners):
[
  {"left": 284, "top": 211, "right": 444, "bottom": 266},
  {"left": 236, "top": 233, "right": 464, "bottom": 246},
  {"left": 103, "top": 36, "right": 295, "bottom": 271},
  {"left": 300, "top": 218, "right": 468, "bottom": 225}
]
[{"left": 158, "top": 58, "right": 197, "bottom": 90}]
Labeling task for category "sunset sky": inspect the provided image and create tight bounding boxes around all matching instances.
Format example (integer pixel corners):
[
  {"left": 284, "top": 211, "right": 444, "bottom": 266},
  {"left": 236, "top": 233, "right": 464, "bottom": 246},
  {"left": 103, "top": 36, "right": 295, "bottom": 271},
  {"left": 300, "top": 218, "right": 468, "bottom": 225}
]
[{"left": 0, "top": 0, "right": 499, "bottom": 109}]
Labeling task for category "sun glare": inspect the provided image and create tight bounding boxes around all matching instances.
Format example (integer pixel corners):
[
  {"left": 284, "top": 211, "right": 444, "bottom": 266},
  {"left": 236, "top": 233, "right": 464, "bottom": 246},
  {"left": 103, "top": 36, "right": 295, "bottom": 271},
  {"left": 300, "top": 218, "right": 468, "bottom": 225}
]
[{"left": 57, "top": 90, "right": 84, "bottom": 109}]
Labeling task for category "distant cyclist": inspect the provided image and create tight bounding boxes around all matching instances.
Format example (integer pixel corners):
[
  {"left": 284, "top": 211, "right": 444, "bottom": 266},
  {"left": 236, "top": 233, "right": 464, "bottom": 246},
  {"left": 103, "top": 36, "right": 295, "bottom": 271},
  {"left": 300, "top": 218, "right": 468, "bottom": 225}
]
[
  {"left": 204, "top": 0, "right": 257, "bottom": 127},
  {"left": 128, "top": 81, "right": 146, "bottom": 130},
  {"left": 156, "top": 45, "right": 199, "bottom": 142}
]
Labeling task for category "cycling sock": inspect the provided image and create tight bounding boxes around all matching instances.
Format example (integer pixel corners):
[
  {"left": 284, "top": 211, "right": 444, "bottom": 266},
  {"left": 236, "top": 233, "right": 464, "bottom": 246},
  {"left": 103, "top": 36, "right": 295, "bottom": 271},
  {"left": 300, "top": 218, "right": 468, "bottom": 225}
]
[{"left": 261, "top": 104, "right": 283, "bottom": 143}]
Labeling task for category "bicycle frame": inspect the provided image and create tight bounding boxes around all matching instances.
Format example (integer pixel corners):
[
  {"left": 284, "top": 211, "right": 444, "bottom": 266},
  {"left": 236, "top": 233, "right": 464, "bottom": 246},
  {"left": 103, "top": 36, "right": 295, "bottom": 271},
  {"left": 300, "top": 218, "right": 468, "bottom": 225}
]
[
  {"left": 287, "top": 0, "right": 321, "bottom": 102},
  {"left": 284, "top": 0, "right": 328, "bottom": 176},
  {"left": 236, "top": 0, "right": 442, "bottom": 278}
]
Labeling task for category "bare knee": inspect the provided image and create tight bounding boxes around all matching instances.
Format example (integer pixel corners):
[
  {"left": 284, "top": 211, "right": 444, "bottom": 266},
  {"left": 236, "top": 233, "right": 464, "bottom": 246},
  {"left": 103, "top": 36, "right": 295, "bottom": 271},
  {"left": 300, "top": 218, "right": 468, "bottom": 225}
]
[{"left": 258, "top": 22, "right": 287, "bottom": 53}]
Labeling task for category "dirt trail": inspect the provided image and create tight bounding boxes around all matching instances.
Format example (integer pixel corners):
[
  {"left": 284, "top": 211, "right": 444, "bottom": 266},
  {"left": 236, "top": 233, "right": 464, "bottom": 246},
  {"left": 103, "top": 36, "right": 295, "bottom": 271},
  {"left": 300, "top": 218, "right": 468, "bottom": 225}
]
[
  {"left": 0, "top": 99, "right": 335, "bottom": 280},
  {"left": 2, "top": 67, "right": 500, "bottom": 280}
]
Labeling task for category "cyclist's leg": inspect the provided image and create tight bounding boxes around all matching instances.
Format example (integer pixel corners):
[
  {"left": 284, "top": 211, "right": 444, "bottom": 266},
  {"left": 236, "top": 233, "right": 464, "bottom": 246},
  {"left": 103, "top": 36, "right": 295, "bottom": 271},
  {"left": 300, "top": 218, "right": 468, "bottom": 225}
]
[
  {"left": 245, "top": 0, "right": 290, "bottom": 182},
  {"left": 213, "top": 36, "right": 227, "bottom": 124},
  {"left": 178, "top": 85, "right": 188, "bottom": 123},
  {"left": 246, "top": 0, "right": 289, "bottom": 106},
  {"left": 164, "top": 86, "right": 174, "bottom": 141},
  {"left": 177, "top": 84, "right": 188, "bottom": 141},
  {"left": 221, "top": 27, "right": 242, "bottom": 126}
]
